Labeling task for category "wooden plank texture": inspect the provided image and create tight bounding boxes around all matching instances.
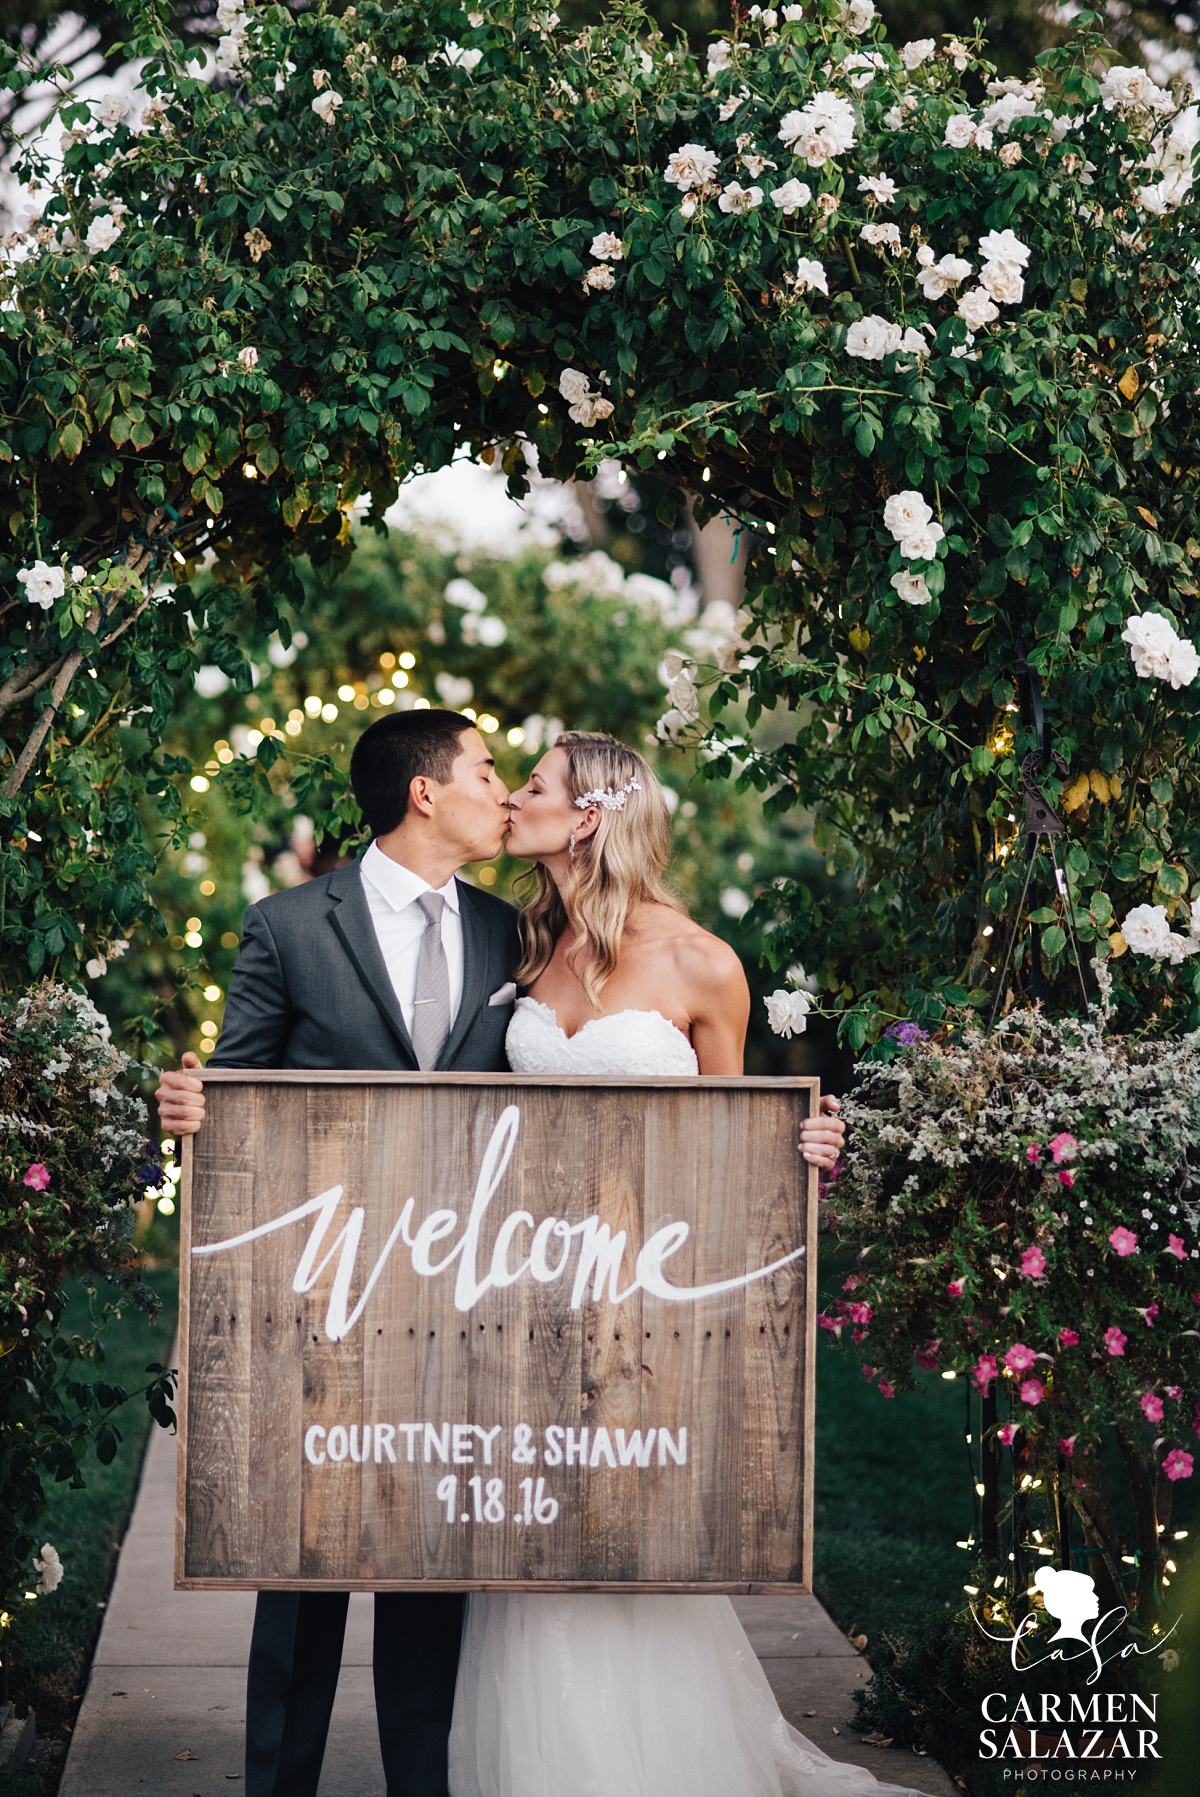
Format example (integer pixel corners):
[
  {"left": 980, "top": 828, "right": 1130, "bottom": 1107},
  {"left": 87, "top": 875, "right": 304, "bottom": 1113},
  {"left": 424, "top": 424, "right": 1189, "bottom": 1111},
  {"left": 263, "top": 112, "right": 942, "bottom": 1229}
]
[{"left": 178, "top": 1075, "right": 816, "bottom": 1592}]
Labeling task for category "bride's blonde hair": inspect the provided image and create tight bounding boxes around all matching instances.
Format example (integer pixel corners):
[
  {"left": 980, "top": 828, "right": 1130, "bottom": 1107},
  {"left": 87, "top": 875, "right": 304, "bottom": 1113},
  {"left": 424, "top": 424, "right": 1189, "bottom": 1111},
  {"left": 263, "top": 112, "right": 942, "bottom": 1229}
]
[{"left": 515, "top": 732, "right": 682, "bottom": 1011}]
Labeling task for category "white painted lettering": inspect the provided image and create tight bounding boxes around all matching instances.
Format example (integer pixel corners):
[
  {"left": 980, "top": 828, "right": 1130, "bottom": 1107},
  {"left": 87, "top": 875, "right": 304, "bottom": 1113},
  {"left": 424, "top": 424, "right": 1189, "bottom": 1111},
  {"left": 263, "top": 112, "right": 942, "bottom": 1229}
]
[
  {"left": 304, "top": 1425, "right": 326, "bottom": 1465},
  {"left": 452, "top": 1423, "right": 475, "bottom": 1464},
  {"left": 327, "top": 1425, "right": 348, "bottom": 1462},
  {"left": 616, "top": 1428, "right": 656, "bottom": 1467},
  {"left": 530, "top": 1217, "right": 572, "bottom": 1281},
  {"left": 349, "top": 1424, "right": 370, "bottom": 1463},
  {"left": 544, "top": 1425, "right": 564, "bottom": 1466},
  {"left": 658, "top": 1427, "right": 687, "bottom": 1466},
  {"left": 489, "top": 1209, "right": 534, "bottom": 1288},
  {"left": 565, "top": 1427, "right": 588, "bottom": 1466},
  {"left": 589, "top": 1427, "right": 617, "bottom": 1467},
  {"left": 374, "top": 1423, "right": 396, "bottom": 1464},
  {"left": 397, "top": 1423, "right": 421, "bottom": 1462},
  {"left": 424, "top": 1422, "right": 451, "bottom": 1464},
  {"left": 474, "top": 1425, "right": 503, "bottom": 1466}
]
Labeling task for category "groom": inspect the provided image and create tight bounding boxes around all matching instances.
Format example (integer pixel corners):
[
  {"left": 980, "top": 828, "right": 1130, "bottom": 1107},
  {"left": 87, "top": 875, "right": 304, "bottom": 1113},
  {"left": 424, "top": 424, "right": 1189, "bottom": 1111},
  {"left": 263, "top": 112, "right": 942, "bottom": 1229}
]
[{"left": 155, "top": 707, "right": 519, "bottom": 1797}]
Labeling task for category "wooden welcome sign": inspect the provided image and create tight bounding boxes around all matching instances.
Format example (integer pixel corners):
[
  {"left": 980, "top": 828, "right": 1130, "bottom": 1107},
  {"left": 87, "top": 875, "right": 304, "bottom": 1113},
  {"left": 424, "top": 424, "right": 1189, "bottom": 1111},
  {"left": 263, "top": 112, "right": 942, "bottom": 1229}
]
[{"left": 177, "top": 1072, "right": 818, "bottom": 1593}]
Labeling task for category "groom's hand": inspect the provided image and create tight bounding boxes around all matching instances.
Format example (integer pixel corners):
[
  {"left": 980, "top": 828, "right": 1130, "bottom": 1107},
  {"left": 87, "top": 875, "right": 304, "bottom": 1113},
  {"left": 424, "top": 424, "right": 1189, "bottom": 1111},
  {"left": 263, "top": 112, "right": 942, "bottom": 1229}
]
[
  {"left": 799, "top": 1095, "right": 844, "bottom": 1171},
  {"left": 155, "top": 1052, "right": 206, "bottom": 1137}
]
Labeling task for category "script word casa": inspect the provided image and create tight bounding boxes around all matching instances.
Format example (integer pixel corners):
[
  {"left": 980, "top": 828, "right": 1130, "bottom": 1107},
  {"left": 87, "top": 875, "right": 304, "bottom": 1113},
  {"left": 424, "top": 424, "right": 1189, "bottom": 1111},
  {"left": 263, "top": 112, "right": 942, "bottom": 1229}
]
[
  {"left": 979, "top": 1690, "right": 1161, "bottom": 1763},
  {"left": 303, "top": 1420, "right": 689, "bottom": 1470},
  {"left": 194, "top": 1105, "right": 804, "bottom": 1342}
]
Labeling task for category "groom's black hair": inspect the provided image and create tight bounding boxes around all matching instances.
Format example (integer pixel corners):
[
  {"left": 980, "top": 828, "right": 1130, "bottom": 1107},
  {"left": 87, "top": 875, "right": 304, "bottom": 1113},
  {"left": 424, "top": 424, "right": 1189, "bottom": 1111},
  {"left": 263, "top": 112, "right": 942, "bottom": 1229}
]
[{"left": 350, "top": 709, "right": 475, "bottom": 835}]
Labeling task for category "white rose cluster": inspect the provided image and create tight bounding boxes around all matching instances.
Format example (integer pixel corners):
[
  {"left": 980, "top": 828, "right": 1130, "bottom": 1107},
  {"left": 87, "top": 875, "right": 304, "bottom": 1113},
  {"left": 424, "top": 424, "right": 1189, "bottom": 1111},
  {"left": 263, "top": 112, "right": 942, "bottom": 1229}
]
[
  {"left": 839, "top": 0, "right": 875, "bottom": 35},
  {"left": 771, "top": 178, "right": 811, "bottom": 215},
  {"left": 916, "top": 248, "right": 972, "bottom": 300},
  {"left": 950, "top": 228, "right": 1029, "bottom": 329},
  {"left": 1099, "top": 66, "right": 1172, "bottom": 113},
  {"left": 765, "top": 988, "right": 812, "bottom": 1038},
  {"left": 34, "top": 1543, "right": 64, "bottom": 1596},
  {"left": 1121, "top": 611, "right": 1200, "bottom": 690},
  {"left": 882, "top": 489, "right": 944, "bottom": 563},
  {"left": 860, "top": 221, "right": 901, "bottom": 255},
  {"left": 1121, "top": 900, "right": 1200, "bottom": 964},
  {"left": 900, "top": 39, "right": 935, "bottom": 70},
  {"left": 215, "top": 0, "right": 250, "bottom": 72},
  {"left": 558, "top": 368, "right": 614, "bottom": 429},
  {"left": 842, "top": 51, "right": 886, "bottom": 89},
  {"left": 777, "top": 92, "right": 857, "bottom": 166}
]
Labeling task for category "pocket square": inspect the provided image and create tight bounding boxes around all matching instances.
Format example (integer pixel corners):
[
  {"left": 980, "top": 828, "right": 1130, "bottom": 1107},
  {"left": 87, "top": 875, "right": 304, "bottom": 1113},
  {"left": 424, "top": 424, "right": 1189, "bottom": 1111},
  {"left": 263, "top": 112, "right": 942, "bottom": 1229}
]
[{"left": 488, "top": 981, "right": 517, "bottom": 1007}]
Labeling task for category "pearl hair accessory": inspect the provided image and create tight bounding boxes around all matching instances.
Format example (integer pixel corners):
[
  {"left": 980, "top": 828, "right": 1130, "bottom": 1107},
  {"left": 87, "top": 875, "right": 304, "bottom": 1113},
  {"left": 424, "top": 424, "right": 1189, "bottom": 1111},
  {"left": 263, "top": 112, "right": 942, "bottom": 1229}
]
[{"left": 574, "top": 777, "right": 642, "bottom": 812}]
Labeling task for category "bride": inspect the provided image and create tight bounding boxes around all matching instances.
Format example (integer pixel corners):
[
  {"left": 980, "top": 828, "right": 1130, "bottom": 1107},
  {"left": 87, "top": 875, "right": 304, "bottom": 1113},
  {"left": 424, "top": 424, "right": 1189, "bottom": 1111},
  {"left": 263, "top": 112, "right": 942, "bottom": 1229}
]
[{"left": 448, "top": 732, "right": 916, "bottom": 1797}]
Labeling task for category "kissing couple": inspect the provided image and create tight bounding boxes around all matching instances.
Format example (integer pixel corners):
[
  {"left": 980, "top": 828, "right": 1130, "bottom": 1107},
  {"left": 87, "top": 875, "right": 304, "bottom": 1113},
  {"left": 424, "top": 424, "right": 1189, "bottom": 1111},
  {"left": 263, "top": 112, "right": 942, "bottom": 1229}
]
[{"left": 158, "top": 709, "right": 917, "bottom": 1797}]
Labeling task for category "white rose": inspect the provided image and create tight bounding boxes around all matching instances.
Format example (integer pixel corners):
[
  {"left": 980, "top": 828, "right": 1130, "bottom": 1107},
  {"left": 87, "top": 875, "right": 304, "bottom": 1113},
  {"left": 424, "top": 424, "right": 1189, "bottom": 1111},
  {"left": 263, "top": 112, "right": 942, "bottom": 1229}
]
[
  {"left": 662, "top": 650, "right": 689, "bottom": 679},
  {"left": 946, "top": 39, "right": 971, "bottom": 70},
  {"left": 215, "top": 0, "right": 245, "bottom": 26},
  {"left": 778, "top": 92, "right": 856, "bottom": 164},
  {"left": 668, "top": 668, "right": 701, "bottom": 720},
  {"left": 898, "top": 523, "right": 944, "bottom": 562},
  {"left": 860, "top": 222, "right": 901, "bottom": 253},
  {"left": 584, "top": 264, "right": 616, "bottom": 290},
  {"left": 718, "top": 182, "right": 763, "bottom": 214},
  {"left": 1121, "top": 611, "right": 1179, "bottom": 680},
  {"left": 1167, "top": 636, "right": 1200, "bottom": 689},
  {"left": 917, "top": 253, "right": 972, "bottom": 299},
  {"left": 845, "top": 314, "right": 901, "bottom": 360},
  {"left": 311, "top": 90, "right": 343, "bottom": 125},
  {"left": 17, "top": 561, "right": 66, "bottom": 609},
  {"left": 558, "top": 368, "right": 592, "bottom": 407},
  {"left": 783, "top": 4, "right": 804, "bottom": 18},
  {"left": 656, "top": 708, "right": 689, "bottom": 742},
  {"left": 979, "top": 261, "right": 1024, "bottom": 304},
  {"left": 1164, "top": 932, "right": 1198, "bottom": 964},
  {"left": 840, "top": 0, "right": 875, "bottom": 35},
  {"left": 950, "top": 333, "right": 977, "bottom": 360},
  {"left": 897, "top": 327, "right": 930, "bottom": 360},
  {"left": 793, "top": 256, "right": 829, "bottom": 295},
  {"left": 71, "top": 564, "right": 86, "bottom": 581},
  {"left": 590, "top": 231, "right": 624, "bottom": 260},
  {"left": 765, "top": 988, "right": 811, "bottom": 1038},
  {"left": 707, "top": 40, "right": 733, "bottom": 76},
  {"left": 857, "top": 172, "right": 897, "bottom": 203},
  {"left": 85, "top": 214, "right": 122, "bottom": 253},
  {"left": 974, "top": 124, "right": 994, "bottom": 150},
  {"left": 957, "top": 287, "right": 1000, "bottom": 328},
  {"left": 680, "top": 194, "right": 698, "bottom": 219},
  {"left": 900, "top": 38, "right": 935, "bottom": 69},
  {"left": 1099, "top": 66, "right": 1171, "bottom": 112},
  {"left": 215, "top": 30, "right": 247, "bottom": 72},
  {"left": 237, "top": 345, "right": 259, "bottom": 370},
  {"left": 998, "top": 142, "right": 1023, "bottom": 168},
  {"left": 944, "top": 114, "right": 976, "bottom": 149},
  {"left": 771, "top": 177, "right": 812, "bottom": 215},
  {"left": 1121, "top": 903, "right": 1172, "bottom": 959},
  {"left": 443, "top": 44, "right": 483, "bottom": 70},
  {"left": 977, "top": 228, "right": 1030, "bottom": 268},
  {"left": 890, "top": 570, "right": 932, "bottom": 603},
  {"left": 34, "top": 1543, "right": 63, "bottom": 1596},
  {"left": 882, "top": 490, "right": 933, "bottom": 541},
  {"left": 842, "top": 51, "right": 886, "bottom": 88},
  {"left": 916, "top": 244, "right": 935, "bottom": 266},
  {"left": 664, "top": 143, "right": 720, "bottom": 191},
  {"left": 96, "top": 95, "right": 129, "bottom": 130}
]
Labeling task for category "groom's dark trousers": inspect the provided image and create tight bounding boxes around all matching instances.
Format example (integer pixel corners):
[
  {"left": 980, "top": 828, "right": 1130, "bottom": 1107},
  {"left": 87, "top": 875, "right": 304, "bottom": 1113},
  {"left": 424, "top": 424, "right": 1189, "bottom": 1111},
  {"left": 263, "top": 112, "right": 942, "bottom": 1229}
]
[{"left": 208, "top": 857, "right": 520, "bottom": 1797}]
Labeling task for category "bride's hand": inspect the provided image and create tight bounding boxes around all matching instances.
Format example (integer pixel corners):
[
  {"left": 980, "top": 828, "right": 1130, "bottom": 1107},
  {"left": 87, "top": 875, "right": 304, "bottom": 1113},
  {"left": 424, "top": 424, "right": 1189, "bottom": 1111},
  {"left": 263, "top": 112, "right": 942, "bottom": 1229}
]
[{"left": 799, "top": 1095, "right": 844, "bottom": 1170}]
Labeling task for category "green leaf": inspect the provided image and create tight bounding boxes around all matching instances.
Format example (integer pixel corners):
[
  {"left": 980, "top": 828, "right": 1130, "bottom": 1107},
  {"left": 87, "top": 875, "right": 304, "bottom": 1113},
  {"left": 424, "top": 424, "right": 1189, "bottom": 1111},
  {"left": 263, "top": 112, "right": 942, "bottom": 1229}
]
[{"left": 1041, "top": 924, "right": 1067, "bottom": 957}]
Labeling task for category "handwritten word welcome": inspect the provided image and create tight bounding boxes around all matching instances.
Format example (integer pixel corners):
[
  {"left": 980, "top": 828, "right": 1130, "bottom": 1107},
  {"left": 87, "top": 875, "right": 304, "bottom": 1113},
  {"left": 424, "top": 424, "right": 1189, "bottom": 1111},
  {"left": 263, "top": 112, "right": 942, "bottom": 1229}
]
[{"left": 194, "top": 1106, "right": 803, "bottom": 1342}]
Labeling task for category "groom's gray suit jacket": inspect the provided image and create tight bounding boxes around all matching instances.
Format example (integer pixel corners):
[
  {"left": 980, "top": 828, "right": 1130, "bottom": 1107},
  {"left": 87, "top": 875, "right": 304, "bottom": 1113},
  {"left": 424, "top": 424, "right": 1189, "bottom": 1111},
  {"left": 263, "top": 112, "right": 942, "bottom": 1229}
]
[{"left": 209, "top": 856, "right": 520, "bottom": 1072}]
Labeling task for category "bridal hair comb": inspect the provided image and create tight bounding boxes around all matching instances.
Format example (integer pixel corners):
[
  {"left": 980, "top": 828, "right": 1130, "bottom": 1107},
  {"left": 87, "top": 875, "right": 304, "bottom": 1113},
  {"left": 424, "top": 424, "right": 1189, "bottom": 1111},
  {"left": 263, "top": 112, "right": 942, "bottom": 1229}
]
[{"left": 574, "top": 777, "right": 642, "bottom": 812}]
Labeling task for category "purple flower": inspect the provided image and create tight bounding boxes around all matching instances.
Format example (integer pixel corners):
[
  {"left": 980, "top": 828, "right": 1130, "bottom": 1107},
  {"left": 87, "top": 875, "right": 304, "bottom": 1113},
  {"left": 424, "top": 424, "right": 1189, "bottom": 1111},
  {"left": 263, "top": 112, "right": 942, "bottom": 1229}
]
[{"left": 884, "top": 1021, "right": 930, "bottom": 1045}]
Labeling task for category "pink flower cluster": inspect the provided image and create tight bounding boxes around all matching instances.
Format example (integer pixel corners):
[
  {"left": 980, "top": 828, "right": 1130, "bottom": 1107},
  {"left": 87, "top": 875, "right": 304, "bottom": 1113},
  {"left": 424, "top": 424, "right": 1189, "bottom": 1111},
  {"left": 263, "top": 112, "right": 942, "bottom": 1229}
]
[
  {"left": 1026, "top": 1135, "right": 1078, "bottom": 1187},
  {"left": 914, "top": 1338, "right": 940, "bottom": 1370}
]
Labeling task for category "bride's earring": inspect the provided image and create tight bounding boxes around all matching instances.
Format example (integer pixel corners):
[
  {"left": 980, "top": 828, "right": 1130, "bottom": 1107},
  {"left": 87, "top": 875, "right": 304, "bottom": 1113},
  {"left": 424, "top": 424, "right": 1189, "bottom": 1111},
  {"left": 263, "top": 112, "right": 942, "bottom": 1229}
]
[{"left": 568, "top": 832, "right": 577, "bottom": 860}]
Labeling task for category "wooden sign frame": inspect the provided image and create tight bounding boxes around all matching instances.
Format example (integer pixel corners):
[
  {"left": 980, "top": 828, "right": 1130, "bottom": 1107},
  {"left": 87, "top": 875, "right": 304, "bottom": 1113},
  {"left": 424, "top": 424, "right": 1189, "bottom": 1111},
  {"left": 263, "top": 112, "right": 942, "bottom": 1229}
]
[{"left": 177, "top": 1071, "right": 818, "bottom": 1595}]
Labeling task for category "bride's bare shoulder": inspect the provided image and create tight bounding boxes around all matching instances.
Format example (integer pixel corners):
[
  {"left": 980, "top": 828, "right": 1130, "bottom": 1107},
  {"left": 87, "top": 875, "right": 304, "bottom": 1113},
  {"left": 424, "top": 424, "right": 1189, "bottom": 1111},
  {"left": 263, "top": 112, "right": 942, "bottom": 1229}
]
[{"left": 635, "top": 904, "right": 746, "bottom": 992}]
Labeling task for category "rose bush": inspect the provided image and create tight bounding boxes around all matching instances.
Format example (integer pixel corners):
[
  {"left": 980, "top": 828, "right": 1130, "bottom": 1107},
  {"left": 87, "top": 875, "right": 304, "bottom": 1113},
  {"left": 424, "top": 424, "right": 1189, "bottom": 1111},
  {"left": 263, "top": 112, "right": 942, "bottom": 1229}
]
[{"left": 828, "top": 970, "right": 1200, "bottom": 1618}]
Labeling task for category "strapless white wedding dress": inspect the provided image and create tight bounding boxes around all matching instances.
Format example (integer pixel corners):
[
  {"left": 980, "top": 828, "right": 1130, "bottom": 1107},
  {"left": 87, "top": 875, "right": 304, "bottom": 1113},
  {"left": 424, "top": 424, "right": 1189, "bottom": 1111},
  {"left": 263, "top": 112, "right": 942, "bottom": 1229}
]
[{"left": 447, "top": 999, "right": 922, "bottom": 1797}]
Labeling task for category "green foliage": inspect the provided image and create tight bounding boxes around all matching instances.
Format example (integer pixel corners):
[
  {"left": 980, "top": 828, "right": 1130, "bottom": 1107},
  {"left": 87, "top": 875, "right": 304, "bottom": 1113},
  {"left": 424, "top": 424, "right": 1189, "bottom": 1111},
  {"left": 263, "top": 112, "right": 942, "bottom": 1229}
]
[{"left": 0, "top": 982, "right": 173, "bottom": 1623}]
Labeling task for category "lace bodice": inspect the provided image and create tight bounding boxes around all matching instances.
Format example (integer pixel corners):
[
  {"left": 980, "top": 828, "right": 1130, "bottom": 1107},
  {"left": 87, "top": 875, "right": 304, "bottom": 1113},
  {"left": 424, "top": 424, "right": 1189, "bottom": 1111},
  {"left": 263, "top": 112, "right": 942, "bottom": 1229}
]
[{"left": 505, "top": 996, "right": 699, "bottom": 1077}]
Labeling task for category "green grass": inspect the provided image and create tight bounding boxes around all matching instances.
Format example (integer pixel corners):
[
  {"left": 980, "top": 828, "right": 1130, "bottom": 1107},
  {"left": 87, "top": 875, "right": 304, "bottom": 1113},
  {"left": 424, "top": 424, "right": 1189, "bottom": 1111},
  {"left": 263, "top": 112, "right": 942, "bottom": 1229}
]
[{"left": 3, "top": 1273, "right": 178, "bottom": 1792}]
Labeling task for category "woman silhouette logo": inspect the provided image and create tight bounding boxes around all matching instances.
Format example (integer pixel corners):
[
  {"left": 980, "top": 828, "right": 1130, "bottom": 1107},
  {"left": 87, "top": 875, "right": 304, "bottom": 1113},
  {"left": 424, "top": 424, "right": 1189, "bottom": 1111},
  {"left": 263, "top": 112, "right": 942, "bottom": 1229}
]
[{"left": 1033, "top": 1567, "right": 1101, "bottom": 1642}]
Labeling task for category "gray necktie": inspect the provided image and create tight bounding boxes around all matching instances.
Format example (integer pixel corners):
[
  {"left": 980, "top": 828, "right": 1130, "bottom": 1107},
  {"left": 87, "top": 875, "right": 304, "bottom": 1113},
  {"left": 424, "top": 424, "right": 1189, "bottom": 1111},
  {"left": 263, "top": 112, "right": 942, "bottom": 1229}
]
[{"left": 411, "top": 891, "right": 451, "bottom": 1070}]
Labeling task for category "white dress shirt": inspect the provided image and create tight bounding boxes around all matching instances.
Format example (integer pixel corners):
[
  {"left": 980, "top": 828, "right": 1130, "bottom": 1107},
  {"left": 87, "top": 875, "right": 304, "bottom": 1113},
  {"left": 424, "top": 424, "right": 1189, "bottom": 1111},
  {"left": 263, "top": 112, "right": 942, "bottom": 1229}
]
[{"left": 358, "top": 840, "right": 464, "bottom": 1035}]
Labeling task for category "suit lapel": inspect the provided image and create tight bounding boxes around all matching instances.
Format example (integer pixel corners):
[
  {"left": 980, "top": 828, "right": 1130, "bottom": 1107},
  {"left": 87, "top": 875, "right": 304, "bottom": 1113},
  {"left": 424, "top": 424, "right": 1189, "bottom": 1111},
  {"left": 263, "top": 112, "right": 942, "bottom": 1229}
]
[
  {"left": 326, "top": 861, "right": 418, "bottom": 1067},
  {"left": 436, "top": 879, "right": 492, "bottom": 1070}
]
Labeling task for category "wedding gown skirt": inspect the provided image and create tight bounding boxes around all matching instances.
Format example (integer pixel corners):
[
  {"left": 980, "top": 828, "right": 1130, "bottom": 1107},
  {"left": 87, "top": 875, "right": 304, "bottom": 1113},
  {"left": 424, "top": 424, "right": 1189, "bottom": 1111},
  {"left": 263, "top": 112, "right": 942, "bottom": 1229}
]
[{"left": 447, "top": 999, "right": 921, "bottom": 1797}]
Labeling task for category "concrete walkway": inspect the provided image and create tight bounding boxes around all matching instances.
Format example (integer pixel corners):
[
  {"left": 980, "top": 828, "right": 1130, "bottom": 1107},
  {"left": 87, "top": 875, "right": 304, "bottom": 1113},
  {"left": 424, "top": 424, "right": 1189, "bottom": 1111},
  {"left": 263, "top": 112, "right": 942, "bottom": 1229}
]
[{"left": 60, "top": 1424, "right": 955, "bottom": 1797}]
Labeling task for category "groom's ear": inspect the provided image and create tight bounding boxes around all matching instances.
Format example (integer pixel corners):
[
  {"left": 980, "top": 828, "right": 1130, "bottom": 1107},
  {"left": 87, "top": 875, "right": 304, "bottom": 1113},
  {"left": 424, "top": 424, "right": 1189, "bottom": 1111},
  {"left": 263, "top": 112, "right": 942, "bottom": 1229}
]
[{"left": 406, "top": 774, "right": 439, "bottom": 819}]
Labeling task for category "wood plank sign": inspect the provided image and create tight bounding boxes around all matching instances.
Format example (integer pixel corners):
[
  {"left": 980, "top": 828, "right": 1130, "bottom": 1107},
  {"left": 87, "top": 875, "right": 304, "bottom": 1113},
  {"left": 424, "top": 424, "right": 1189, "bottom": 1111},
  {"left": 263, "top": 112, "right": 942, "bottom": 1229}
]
[{"left": 177, "top": 1073, "right": 819, "bottom": 1593}]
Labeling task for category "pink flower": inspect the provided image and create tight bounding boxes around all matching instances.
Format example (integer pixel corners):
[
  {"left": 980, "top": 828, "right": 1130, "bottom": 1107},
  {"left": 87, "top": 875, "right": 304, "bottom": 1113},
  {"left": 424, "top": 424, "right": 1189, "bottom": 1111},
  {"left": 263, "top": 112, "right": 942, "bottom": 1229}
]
[
  {"left": 1057, "top": 1169, "right": 1075, "bottom": 1188},
  {"left": 817, "top": 1313, "right": 842, "bottom": 1332},
  {"left": 1019, "top": 1245, "right": 1047, "bottom": 1279},
  {"left": 1005, "top": 1342, "right": 1037, "bottom": 1373},
  {"left": 23, "top": 1163, "right": 50, "bottom": 1191},
  {"left": 1136, "top": 1303, "right": 1160, "bottom": 1327},
  {"left": 1104, "top": 1326, "right": 1127, "bottom": 1357},
  {"left": 947, "top": 1279, "right": 964, "bottom": 1297},
  {"left": 862, "top": 1364, "right": 877, "bottom": 1382},
  {"left": 972, "top": 1354, "right": 999, "bottom": 1394},
  {"left": 1109, "top": 1226, "right": 1138, "bottom": 1257},
  {"left": 1059, "top": 1436, "right": 1076, "bottom": 1457},
  {"left": 1167, "top": 1235, "right": 1186, "bottom": 1260},
  {"left": 1058, "top": 1327, "right": 1080, "bottom": 1346},
  {"left": 843, "top": 1274, "right": 862, "bottom": 1291},
  {"left": 914, "top": 1338, "right": 940, "bottom": 1370},
  {"left": 1163, "top": 1448, "right": 1194, "bottom": 1482},
  {"left": 1049, "top": 1132, "right": 1078, "bottom": 1165},
  {"left": 1019, "top": 1378, "right": 1045, "bottom": 1407},
  {"left": 877, "top": 1379, "right": 895, "bottom": 1399},
  {"left": 1166, "top": 1386, "right": 1182, "bottom": 1401},
  {"left": 848, "top": 1302, "right": 873, "bottom": 1326},
  {"left": 1142, "top": 1392, "right": 1164, "bottom": 1423},
  {"left": 997, "top": 1423, "right": 1017, "bottom": 1446},
  {"left": 1025, "top": 1143, "right": 1042, "bottom": 1164},
  {"left": 852, "top": 1326, "right": 868, "bottom": 1344}
]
